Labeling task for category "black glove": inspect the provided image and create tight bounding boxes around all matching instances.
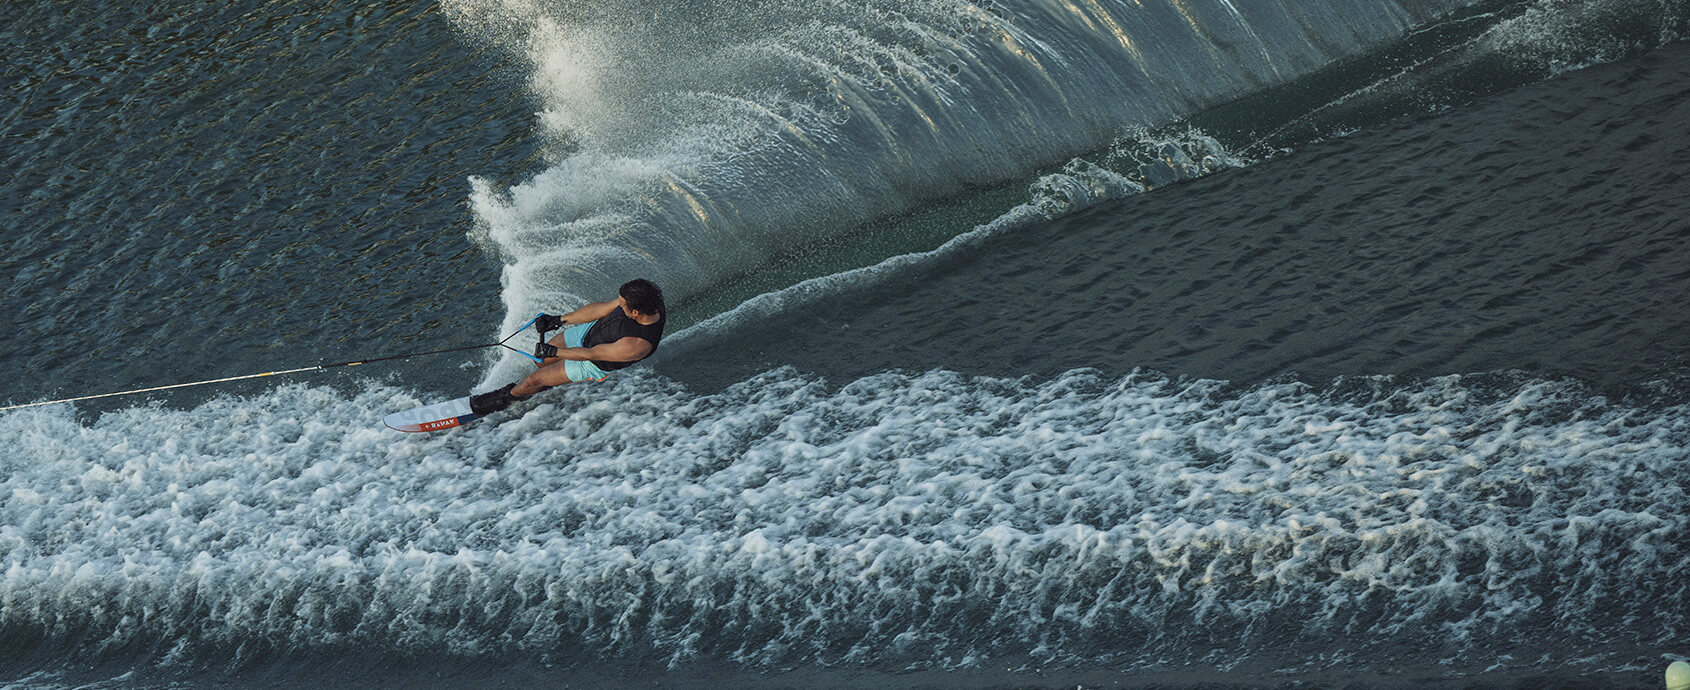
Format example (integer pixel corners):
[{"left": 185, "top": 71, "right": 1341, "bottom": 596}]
[
  {"left": 534, "top": 313, "right": 565, "bottom": 334},
  {"left": 535, "top": 342, "right": 559, "bottom": 359}
]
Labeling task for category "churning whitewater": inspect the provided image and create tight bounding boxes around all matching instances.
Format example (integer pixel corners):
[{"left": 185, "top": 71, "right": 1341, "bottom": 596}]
[{"left": 4, "top": 371, "right": 1685, "bottom": 672}]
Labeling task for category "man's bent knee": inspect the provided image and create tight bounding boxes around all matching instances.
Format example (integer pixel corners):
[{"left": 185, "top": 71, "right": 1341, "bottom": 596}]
[{"left": 513, "top": 366, "right": 572, "bottom": 396}]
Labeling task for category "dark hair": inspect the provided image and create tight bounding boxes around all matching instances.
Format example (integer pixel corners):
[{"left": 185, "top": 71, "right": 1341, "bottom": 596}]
[{"left": 620, "top": 279, "right": 665, "bottom": 315}]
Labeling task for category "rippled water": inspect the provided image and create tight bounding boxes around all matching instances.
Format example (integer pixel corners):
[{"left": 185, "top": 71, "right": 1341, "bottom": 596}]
[
  {"left": 662, "top": 41, "right": 1690, "bottom": 393},
  {"left": 2, "top": 0, "right": 532, "bottom": 404},
  {"left": 3, "top": 0, "right": 1688, "bottom": 687}
]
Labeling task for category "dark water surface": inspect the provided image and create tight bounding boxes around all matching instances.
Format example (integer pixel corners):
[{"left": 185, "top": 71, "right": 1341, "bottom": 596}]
[
  {"left": 2, "top": 0, "right": 530, "bottom": 404},
  {"left": 662, "top": 43, "right": 1690, "bottom": 395}
]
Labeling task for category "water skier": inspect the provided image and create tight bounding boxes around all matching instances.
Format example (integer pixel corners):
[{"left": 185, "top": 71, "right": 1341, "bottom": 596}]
[{"left": 469, "top": 279, "right": 666, "bottom": 415}]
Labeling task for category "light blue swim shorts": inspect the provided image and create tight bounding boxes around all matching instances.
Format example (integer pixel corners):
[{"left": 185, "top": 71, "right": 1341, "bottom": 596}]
[{"left": 560, "top": 322, "right": 612, "bottom": 382}]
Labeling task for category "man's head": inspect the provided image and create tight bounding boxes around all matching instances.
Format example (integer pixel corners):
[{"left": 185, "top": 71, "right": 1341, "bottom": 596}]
[{"left": 619, "top": 279, "right": 664, "bottom": 317}]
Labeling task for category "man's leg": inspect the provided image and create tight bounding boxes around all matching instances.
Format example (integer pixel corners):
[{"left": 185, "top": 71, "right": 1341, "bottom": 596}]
[
  {"left": 470, "top": 364, "right": 573, "bottom": 415},
  {"left": 513, "top": 362, "right": 574, "bottom": 397},
  {"left": 471, "top": 321, "right": 608, "bottom": 416},
  {"left": 469, "top": 359, "right": 588, "bottom": 415}
]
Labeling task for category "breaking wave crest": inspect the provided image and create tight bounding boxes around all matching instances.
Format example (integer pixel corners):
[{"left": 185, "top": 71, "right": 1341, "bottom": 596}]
[{"left": 440, "top": 0, "right": 1475, "bottom": 385}]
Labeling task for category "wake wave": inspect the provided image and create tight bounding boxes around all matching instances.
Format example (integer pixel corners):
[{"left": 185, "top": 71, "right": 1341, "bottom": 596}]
[{"left": 442, "top": 0, "right": 1475, "bottom": 385}]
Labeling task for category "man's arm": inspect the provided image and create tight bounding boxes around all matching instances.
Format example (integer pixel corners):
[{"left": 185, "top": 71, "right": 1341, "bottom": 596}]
[
  {"left": 531, "top": 301, "right": 624, "bottom": 366},
  {"left": 543, "top": 337, "right": 654, "bottom": 366}
]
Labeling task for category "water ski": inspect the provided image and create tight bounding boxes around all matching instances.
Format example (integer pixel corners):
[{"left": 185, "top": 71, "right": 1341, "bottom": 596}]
[{"left": 384, "top": 397, "right": 479, "bottom": 432}]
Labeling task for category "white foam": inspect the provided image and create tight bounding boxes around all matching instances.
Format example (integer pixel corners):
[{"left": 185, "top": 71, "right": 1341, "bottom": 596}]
[
  {"left": 1480, "top": 0, "right": 1687, "bottom": 76},
  {"left": 2, "top": 370, "right": 1684, "bottom": 670}
]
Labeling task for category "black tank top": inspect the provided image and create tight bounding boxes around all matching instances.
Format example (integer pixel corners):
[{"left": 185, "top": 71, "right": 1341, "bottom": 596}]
[{"left": 581, "top": 308, "right": 664, "bottom": 371}]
